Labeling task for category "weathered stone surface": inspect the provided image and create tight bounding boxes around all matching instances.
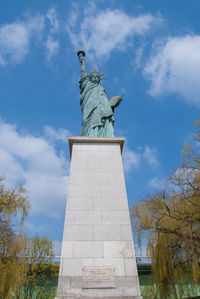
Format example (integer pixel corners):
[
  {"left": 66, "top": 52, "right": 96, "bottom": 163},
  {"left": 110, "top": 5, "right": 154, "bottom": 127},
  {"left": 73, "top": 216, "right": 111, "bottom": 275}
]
[
  {"left": 61, "top": 241, "right": 73, "bottom": 257},
  {"left": 60, "top": 258, "right": 94, "bottom": 276},
  {"left": 66, "top": 211, "right": 101, "bottom": 225},
  {"left": 125, "top": 258, "right": 138, "bottom": 276},
  {"left": 56, "top": 296, "right": 143, "bottom": 298},
  {"left": 67, "top": 196, "right": 93, "bottom": 210},
  {"left": 102, "top": 211, "right": 130, "bottom": 225},
  {"left": 64, "top": 225, "right": 93, "bottom": 241},
  {"left": 56, "top": 137, "right": 142, "bottom": 298},
  {"left": 103, "top": 241, "right": 133, "bottom": 258},
  {"left": 56, "top": 276, "right": 143, "bottom": 298},
  {"left": 94, "top": 225, "right": 121, "bottom": 241},
  {"left": 121, "top": 224, "right": 133, "bottom": 241},
  {"left": 73, "top": 241, "right": 103, "bottom": 258}
]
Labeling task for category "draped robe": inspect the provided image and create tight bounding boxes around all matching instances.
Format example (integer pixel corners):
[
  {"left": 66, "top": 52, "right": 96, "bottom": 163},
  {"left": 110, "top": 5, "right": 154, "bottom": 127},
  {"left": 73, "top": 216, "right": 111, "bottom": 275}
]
[{"left": 80, "top": 78, "right": 114, "bottom": 137}]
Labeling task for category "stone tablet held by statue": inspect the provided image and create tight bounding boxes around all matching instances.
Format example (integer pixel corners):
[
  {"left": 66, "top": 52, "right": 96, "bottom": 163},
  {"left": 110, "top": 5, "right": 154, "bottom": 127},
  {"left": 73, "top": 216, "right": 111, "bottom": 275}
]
[{"left": 77, "top": 49, "right": 122, "bottom": 137}]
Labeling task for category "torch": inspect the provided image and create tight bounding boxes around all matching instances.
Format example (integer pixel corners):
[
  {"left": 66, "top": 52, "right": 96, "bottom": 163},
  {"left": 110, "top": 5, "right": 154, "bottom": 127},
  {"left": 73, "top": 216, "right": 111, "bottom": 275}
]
[{"left": 77, "top": 49, "right": 85, "bottom": 63}]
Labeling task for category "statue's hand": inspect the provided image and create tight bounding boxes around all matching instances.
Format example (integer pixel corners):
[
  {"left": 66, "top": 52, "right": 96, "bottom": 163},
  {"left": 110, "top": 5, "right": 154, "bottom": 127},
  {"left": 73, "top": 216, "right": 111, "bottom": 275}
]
[
  {"left": 110, "top": 95, "right": 123, "bottom": 109},
  {"left": 79, "top": 55, "right": 84, "bottom": 63}
]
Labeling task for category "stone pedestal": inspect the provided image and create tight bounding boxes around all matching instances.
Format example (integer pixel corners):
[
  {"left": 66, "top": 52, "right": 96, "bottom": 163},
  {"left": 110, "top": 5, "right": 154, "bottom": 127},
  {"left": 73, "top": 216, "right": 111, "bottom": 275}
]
[{"left": 56, "top": 137, "right": 143, "bottom": 299}]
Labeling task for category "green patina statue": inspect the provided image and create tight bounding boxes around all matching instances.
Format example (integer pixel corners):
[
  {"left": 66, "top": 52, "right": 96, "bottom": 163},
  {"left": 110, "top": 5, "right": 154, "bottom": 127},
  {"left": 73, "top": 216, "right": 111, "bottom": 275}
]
[{"left": 77, "top": 49, "right": 122, "bottom": 137}]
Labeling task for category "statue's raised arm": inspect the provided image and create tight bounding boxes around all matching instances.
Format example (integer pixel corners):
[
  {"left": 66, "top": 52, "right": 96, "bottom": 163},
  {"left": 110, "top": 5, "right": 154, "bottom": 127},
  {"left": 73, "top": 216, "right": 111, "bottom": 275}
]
[
  {"left": 77, "top": 49, "right": 87, "bottom": 78},
  {"left": 77, "top": 49, "right": 123, "bottom": 137}
]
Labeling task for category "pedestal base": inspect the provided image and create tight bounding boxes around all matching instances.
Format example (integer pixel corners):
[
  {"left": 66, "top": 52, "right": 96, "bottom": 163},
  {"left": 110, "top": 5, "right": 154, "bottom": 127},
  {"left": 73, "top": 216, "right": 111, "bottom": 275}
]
[
  {"left": 56, "top": 297, "right": 143, "bottom": 299},
  {"left": 56, "top": 137, "right": 143, "bottom": 299},
  {"left": 56, "top": 276, "right": 142, "bottom": 298}
]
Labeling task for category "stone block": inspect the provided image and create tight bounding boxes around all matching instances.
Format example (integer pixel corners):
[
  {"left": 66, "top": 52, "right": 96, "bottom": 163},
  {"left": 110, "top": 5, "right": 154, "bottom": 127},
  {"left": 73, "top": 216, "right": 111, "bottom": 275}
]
[
  {"left": 94, "top": 197, "right": 117, "bottom": 211},
  {"left": 121, "top": 224, "right": 133, "bottom": 240},
  {"left": 115, "top": 276, "right": 142, "bottom": 296},
  {"left": 64, "top": 225, "right": 93, "bottom": 241},
  {"left": 102, "top": 211, "right": 130, "bottom": 224},
  {"left": 61, "top": 258, "right": 93, "bottom": 276},
  {"left": 70, "top": 159, "right": 122, "bottom": 174},
  {"left": 67, "top": 196, "right": 93, "bottom": 210},
  {"left": 103, "top": 241, "right": 133, "bottom": 258},
  {"left": 125, "top": 258, "right": 138, "bottom": 276},
  {"left": 94, "top": 225, "right": 121, "bottom": 241},
  {"left": 92, "top": 173, "right": 115, "bottom": 186},
  {"left": 98, "top": 161, "right": 123, "bottom": 174},
  {"left": 118, "top": 197, "right": 129, "bottom": 210},
  {"left": 56, "top": 276, "right": 71, "bottom": 296},
  {"left": 82, "top": 258, "right": 95, "bottom": 267},
  {"left": 67, "top": 183, "right": 93, "bottom": 197},
  {"left": 68, "top": 183, "right": 127, "bottom": 198},
  {"left": 92, "top": 184, "right": 126, "bottom": 198},
  {"left": 61, "top": 241, "right": 73, "bottom": 258},
  {"left": 66, "top": 211, "right": 101, "bottom": 224},
  {"left": 70, "top": 276, "right": 82, "bottom": 289},
  {"left": 93, "top": 196, "right": 128, "bottom": 211},
  {"left": 69, "top": 172, "right": 95, "bottom": 186},
  {"left": 61, "top": 258, "right": 82, "bottom": 276},
  {"left": 113, "top": 173, "right": 126, "bottom": 185},
  {"left": 73, "top": 241, "right": 103, "bottom": 258}
]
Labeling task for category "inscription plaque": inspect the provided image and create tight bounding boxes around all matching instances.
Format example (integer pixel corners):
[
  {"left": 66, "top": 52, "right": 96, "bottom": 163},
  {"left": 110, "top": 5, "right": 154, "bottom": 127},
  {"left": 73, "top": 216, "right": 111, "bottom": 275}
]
[{"left": 82, "top": 266, "right": 115, "bottom": 289}]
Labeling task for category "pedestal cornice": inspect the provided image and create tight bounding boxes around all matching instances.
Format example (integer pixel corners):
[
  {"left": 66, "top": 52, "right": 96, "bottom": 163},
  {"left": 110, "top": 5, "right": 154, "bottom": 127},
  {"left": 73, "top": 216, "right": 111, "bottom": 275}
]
[{"left": 69, "top": 136, "right": 125, "bottom": 159}]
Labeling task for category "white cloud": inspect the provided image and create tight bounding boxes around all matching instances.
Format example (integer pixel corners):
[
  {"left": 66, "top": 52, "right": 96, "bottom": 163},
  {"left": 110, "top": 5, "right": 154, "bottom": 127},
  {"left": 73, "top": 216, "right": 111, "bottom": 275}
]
[
  {"left": 0, "top": 14, "right": 44, "bottom": 66},
  {"left": 46, "top": 7, "right": 59, "bottom": 33},
  {"left": 0, "top": 120, "right": 68, "bottom": 218},
  {"left": 143, "top": 146, "right": 159, "bottom": 167},
  {"left": 144, "top": 35, "right": 200, "bottom": 107},
  {"left": 132, "top": 45, "right": 145, "bottom": 71},
  {"left": 0, "top": 23, "right": 29, "bottom": 65},
  {"left": 67, "top": 4, "right": 160, "bottom": 60},
  {"left": 26, "top": 14, "right": 45, "bottom": 36},
  {"left": 123, "top": 147, "right": 141, "bottom": 173},
  {"left": 149, "top": 177, "right": 164, "bottom": 189},
  {"left": 45, "top": 8, "right": 60, "bottom": 62},
  {"left": 45, "top": 35, "right": 59, "bottom": 62},
  {"left": 44, "top": 125, "right": 71, "bottom": 142},
  {"left": 122, "top": 144, "right": 159, "bottom": 173}
]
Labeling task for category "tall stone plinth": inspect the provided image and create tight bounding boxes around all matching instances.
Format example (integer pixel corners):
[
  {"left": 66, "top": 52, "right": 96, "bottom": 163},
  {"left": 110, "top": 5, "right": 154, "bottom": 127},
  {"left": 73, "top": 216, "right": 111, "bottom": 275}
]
[{"left": 56, "top": 137, "right": 142, "bottom": 299}]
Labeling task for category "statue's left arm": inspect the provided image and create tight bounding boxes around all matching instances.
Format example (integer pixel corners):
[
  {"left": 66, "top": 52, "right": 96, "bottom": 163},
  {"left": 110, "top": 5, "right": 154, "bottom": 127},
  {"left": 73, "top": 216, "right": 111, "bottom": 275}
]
[{"left": 110, "top": 95, "right": 123, "bottom": 109}]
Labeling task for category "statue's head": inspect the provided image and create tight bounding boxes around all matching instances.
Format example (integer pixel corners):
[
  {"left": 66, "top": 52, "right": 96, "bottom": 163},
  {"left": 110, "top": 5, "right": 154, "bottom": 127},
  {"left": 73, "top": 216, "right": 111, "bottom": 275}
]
[
  {"left": 89, "top": 66, "right": 104, "bottom": 84},
  {"left": 89, "top": 72, "right": 100, "bottom": 84}
]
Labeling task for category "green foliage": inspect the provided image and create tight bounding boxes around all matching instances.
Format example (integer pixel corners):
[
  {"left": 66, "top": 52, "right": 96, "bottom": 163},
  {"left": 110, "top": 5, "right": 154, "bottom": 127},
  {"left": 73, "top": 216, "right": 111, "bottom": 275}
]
[
  {"left": 23, "top": 235, "right": 57, "bottom": 299},
  {"left": 132, "top": 123, "right": 200, "bottom": 299},
  {"left": 0, "top": 179, "right": 58, "bottom": 298},
  {"left": 0, "top": 178, "right": 30, "bottom": 299}
]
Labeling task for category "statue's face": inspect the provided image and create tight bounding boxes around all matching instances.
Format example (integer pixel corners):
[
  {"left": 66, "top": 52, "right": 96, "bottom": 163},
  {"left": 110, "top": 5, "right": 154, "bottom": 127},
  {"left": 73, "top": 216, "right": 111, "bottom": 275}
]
[{"left": 90, "top": 73, "right": 100, "bottom": 84}]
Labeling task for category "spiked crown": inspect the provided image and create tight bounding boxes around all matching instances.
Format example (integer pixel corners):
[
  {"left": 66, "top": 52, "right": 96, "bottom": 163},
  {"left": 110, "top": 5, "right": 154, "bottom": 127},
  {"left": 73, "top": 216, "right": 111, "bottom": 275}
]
[{"left": 89, "top": 66, "right": 105, "bottom": 81}]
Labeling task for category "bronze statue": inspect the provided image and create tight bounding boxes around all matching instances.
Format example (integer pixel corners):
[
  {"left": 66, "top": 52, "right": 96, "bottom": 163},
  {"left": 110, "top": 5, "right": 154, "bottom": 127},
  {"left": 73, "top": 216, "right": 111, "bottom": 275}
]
[{"left": 77, "top": 49, "right": 122, "bottom": 137}]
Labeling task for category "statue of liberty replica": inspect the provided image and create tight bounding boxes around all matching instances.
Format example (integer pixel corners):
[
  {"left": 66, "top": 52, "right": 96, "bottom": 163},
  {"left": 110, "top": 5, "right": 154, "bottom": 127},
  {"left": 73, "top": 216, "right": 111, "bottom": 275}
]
[
  {"left": 56, "top": 49, "right": 143, "bottom": 299},
  {"left": 77, "top": 49, "right": 123, "bottom": 137}
]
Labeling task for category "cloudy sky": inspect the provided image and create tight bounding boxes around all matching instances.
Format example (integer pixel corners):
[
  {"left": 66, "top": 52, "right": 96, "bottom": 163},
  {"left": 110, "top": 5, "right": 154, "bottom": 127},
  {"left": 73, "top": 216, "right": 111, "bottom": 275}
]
[{"left": 0, "top": 0, "right": 199, "bottom": 255}]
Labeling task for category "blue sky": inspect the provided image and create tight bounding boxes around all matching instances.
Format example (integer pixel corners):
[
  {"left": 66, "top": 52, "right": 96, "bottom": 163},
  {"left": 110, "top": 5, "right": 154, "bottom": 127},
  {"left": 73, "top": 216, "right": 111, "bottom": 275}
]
[{"left": 0, "top": 0, "right": 199, "bottom": 255}]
